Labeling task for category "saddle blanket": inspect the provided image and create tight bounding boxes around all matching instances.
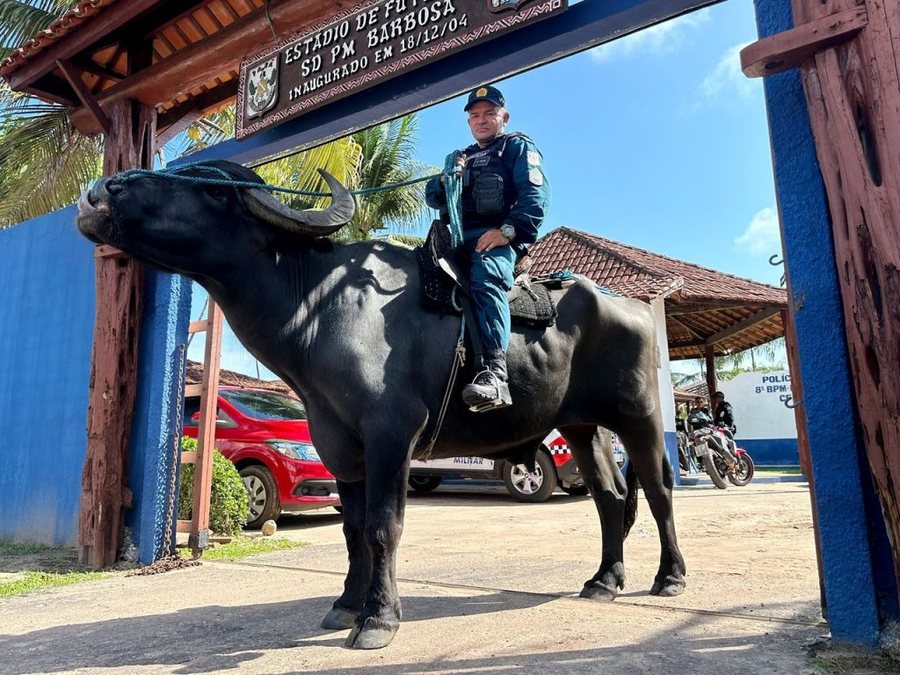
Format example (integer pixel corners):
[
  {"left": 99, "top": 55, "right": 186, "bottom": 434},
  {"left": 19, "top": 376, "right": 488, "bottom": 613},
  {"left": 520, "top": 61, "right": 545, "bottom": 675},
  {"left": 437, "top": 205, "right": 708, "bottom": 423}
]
[{"left": 415, "top": 239, "right": 560, "bottom": 328}]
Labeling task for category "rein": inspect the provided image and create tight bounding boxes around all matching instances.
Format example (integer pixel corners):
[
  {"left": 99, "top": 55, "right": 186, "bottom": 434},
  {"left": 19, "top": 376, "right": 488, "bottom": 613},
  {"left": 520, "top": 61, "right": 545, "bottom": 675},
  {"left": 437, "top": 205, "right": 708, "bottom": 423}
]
[{"left": 114, "top": 161, "right": 440, "bottom": 198}]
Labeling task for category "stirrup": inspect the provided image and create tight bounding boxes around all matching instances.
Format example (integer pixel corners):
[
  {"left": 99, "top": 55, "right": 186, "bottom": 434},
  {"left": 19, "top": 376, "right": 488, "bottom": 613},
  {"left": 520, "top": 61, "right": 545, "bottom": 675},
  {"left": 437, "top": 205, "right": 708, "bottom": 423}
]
[{"left": 463, "top": 370, "right": 512, "bottom": 413}]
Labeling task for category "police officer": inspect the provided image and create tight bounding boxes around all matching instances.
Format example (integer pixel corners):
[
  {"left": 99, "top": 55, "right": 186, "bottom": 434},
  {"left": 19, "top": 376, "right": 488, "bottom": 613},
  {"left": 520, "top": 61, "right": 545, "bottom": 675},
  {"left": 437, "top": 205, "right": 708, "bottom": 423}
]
[
  {"left": 425, "top": 85, "right": 550, "bottom": 410},
  {"left": 713, "top": 391, "right": 737, "bottom": 434}
]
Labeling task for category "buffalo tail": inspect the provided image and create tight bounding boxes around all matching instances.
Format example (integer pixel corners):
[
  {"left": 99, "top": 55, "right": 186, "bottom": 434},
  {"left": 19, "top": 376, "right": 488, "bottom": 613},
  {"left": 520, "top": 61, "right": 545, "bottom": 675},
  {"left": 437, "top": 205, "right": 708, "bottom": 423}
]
[{"left": 623, "top": 462, "right": 638, "bottom": 538}]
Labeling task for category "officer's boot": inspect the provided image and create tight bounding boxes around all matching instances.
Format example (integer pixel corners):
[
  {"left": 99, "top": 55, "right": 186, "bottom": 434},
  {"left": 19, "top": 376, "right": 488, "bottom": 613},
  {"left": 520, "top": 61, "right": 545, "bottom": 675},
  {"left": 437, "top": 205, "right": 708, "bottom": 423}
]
[{"left": 462, "top": 350, "right": 512, "bottom": 412}]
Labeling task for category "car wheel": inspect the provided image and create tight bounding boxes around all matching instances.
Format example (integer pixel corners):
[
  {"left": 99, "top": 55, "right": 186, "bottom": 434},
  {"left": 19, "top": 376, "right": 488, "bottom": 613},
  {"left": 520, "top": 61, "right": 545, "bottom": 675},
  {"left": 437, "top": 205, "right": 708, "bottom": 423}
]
[
  {"left": 240, "top": 465, "right": 281, "bottom": 529},
  {"left": 503, "top": 451, "right": 558, "bottom": 503},
  {"left": 408, "top": 475, "right": 443, "bottom": 492}
]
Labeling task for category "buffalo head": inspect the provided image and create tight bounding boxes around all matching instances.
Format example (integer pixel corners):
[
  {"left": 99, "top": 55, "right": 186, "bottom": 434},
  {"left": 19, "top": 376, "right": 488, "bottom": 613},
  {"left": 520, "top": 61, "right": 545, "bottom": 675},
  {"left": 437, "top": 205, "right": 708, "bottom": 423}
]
[{"left": 76, "top": 159, "right": 355, "bottom": 276}]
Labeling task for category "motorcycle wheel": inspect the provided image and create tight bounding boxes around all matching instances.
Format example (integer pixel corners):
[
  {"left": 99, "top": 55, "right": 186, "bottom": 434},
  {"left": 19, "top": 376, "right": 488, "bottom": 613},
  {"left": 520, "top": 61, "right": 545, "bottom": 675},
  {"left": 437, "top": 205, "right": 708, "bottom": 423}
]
[
  {"left": 728, "top": 453, "right": 755, "bottom": 486},
  {"left": 703, "top": 456, "right": 728, "bottom": 489}
]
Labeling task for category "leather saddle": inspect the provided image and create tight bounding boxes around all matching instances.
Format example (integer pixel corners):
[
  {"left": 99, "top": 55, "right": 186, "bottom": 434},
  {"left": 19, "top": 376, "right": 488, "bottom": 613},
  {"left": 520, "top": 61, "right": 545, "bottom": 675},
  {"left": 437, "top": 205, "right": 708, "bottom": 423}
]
[{"left": 414, "top": 220, "right": 565, "bottom": 328}]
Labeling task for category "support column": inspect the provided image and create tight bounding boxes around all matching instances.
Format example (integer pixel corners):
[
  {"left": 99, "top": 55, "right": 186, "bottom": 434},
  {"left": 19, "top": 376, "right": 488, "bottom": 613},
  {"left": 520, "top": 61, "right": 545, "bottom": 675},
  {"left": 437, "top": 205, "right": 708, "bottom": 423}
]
[
  {"left": 704, "top": 345, "right": 717, "bottom": 398},
  {"left": 79, "top": 99, "right": 156, "bottom": 569},
  {"left": 753, "top": 0, "right": 894, "bottom": 646},
  {"left": 790, "top": 0, "right": 900, "bottom": 598}
]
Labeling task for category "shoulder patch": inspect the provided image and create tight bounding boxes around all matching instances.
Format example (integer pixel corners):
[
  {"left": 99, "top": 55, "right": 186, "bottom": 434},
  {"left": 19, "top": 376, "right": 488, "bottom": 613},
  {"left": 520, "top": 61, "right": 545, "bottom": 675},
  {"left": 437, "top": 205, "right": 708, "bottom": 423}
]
[
  {"left": 528, "top": 168, "right": 544, "bottom": 186},
  {"left": 527, "top": 150, "right": 541, "bottom": 166}
]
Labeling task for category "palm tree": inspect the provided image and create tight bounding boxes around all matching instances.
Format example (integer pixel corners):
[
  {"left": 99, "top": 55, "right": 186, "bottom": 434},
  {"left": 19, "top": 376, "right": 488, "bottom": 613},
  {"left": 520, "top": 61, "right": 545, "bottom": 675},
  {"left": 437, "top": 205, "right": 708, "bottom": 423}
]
[
  {"left": 1, "top": 3, "right": 435, "bottom": 233},
  {"left": 182, "top": 109, "right": 435, "bottom": 241},
  {"left": 346, "top": 115, "right": 433, "bottom": 240},
  {"left": 0, "top": 0, "right": 75, "bottom": 61},
  {"left": 0, "top": 0, "right": 99, "bottom": 228}
]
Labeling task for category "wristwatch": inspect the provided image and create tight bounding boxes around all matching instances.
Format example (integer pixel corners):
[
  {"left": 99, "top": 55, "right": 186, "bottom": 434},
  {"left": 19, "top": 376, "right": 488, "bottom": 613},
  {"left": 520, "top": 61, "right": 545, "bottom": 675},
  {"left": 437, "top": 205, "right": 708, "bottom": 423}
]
[{"left": 499, "top": 223, "right": 516, "bottom": 242}]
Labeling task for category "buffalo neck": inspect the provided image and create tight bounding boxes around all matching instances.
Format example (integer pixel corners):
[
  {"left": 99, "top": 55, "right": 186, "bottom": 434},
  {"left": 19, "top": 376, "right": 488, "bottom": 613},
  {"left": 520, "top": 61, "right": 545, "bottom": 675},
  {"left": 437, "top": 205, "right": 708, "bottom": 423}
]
[{"left": 199, "top": 239, "right": 413, "bottom": 403}]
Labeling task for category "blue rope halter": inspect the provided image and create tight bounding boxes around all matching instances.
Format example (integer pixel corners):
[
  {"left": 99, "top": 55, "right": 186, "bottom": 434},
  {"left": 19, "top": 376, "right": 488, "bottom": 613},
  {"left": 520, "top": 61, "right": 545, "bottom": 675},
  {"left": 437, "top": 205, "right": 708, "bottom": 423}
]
[{"left": 114, "top": 161, "right": 439, "bottom": 198}]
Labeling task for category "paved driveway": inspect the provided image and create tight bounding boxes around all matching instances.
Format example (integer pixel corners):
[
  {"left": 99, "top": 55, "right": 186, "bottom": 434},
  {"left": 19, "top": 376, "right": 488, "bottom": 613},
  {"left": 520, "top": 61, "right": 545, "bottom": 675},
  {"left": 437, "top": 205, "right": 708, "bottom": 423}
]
[{"left": 0, "top": 481, "right": 823, "bottom": 673}]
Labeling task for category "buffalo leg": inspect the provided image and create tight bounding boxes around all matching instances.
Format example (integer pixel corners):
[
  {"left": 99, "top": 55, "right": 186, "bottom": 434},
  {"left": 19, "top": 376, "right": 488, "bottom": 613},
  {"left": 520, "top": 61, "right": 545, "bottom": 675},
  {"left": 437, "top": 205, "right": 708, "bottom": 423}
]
[
  {"left": 322, "top": 479, "right": 370, "bottom": 630},
  {"left": 562, "top": 425, "right": 628, "bottom": 600},
  {"left": 345, "top": 425, "right": 418, "bottom": 650},
  {"left": 618, "top": 413, "right": 687, "bottom": 596}
]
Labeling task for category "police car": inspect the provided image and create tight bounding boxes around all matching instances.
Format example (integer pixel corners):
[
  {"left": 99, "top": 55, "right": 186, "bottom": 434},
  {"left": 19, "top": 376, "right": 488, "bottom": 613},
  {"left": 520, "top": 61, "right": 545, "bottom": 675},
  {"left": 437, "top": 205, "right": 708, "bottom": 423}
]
[{"left": 408, "top": 431, "right": 627, "bottom": 503}]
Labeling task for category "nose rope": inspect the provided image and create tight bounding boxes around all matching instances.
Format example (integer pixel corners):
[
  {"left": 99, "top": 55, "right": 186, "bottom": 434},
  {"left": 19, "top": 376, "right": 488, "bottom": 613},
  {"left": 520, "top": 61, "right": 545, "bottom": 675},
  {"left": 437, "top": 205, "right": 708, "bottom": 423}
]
[{"left": 112, "top": 161, "right": 440, "bottom": 198}]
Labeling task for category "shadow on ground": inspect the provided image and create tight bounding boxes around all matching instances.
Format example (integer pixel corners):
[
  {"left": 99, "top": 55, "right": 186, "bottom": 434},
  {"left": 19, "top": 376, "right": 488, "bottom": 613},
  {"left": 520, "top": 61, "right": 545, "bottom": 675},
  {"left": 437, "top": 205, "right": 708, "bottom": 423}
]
[
  {"left": 0, "top": 546, "right": 86, "bottom": 574},
  {"left": 0, "top": 591, "right": 818, "bottom": 674}
]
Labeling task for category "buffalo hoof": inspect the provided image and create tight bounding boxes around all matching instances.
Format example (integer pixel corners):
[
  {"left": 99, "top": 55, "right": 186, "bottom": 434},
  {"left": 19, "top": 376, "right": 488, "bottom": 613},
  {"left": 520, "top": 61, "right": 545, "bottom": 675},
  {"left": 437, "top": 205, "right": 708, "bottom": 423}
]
[
  {"left": 344, "top": 623, "right": 398, "bottom": 650},
  {"left": 321, "top": 607, "right": 359, "bottom": 630},
  {"left": 650, "top": 576, "right": 686, "bottom": 597},
  {"left": 580, "top": 581, "right": 619, "bottom": 601}
]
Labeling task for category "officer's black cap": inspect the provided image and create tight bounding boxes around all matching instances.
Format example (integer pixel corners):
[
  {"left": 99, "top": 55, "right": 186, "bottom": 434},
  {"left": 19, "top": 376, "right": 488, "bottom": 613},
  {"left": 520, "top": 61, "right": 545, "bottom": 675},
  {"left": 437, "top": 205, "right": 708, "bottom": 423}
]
[{"left": 464, "top": 85, "right": 505, "bottom": 111}]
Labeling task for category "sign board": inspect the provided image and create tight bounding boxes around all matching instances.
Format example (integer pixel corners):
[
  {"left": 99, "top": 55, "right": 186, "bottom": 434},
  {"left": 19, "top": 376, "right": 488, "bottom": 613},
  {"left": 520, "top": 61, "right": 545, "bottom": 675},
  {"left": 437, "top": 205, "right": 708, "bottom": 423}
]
[
  {"left": 718, "top": 371, "right": 798, "bottom": 440},
  {"left": 236, "top": 0, "right": 568, "bottom": 139}
]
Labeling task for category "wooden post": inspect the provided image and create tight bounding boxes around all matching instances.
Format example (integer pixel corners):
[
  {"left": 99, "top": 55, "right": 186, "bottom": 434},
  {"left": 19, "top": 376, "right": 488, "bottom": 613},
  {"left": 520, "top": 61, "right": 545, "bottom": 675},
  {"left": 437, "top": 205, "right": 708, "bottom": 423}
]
[
  {"left": 79, "top": 99, "right": 156, "bottom": 569},
  {"left": 791, "top": 0, "right": 900, "bottom": 591},
  {"left": 190, "top": 302, "right": 224, "bottom": 553},
  {"left": 704, "top": 345, "right": 717, "bottom": 399}
]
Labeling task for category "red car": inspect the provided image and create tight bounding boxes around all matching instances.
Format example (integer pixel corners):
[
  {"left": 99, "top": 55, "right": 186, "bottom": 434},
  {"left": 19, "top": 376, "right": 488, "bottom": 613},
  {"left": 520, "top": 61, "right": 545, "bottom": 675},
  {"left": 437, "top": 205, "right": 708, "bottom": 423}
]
[{"left": 183, "top": 387, "right": 340, "bottom": 528}]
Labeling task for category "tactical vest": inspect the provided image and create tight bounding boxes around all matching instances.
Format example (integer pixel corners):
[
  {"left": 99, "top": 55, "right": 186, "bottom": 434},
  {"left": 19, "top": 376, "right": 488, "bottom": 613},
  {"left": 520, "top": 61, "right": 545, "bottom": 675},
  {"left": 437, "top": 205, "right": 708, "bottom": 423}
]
[{"left": 460, "top": 133, "right": 526, "bottom": 231}]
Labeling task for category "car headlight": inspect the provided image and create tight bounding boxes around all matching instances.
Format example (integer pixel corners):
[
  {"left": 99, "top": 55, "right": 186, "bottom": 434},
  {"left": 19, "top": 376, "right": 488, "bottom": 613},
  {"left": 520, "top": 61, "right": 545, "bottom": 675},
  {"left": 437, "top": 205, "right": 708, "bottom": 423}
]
[{"left": 265, "top": 440, "right": 320, "bottom": 462}]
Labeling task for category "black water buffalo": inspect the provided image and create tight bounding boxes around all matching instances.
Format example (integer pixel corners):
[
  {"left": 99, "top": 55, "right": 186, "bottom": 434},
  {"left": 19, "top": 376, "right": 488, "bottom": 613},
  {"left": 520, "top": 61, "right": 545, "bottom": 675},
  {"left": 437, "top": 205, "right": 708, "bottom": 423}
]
[{"left": 77, "top": 160, "right": 685, "bottom": 649}]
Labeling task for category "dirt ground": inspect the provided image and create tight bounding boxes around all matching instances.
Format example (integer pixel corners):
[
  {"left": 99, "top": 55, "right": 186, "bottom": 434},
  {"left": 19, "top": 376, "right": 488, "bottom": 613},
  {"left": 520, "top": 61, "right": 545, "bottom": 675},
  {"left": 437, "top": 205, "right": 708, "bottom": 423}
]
[
  {"left": 268, "top": 477, "right": 823, "bottom": 624},
  {"left": 0, "top": 477, "right": 830, "bottom": 673}
]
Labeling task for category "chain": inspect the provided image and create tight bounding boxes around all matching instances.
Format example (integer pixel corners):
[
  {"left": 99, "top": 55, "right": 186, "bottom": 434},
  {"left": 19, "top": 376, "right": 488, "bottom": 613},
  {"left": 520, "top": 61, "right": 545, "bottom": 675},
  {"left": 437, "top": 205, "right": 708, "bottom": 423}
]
[{"left": 130, "top": 342, "right": 200, "bottom": 576}]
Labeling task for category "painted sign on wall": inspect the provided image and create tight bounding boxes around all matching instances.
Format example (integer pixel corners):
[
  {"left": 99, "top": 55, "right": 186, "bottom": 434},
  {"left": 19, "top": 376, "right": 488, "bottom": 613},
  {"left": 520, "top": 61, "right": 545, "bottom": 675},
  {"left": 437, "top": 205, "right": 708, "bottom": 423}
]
[
  {"left": 718, "top": 370, "right": 798, "bottom": 465},
  {"left": 719, "top": 371, "right": 797, "bottom": 440},
  {"left": 237, "top": 0, "right": 567, "bottom": 138}
]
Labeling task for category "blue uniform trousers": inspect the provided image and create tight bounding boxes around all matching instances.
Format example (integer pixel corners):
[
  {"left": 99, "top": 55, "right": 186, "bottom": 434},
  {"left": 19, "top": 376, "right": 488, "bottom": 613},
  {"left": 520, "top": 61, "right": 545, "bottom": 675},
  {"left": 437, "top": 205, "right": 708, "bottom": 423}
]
[{"left": 463, "top": 228, "right": 516, "bottom": 354}]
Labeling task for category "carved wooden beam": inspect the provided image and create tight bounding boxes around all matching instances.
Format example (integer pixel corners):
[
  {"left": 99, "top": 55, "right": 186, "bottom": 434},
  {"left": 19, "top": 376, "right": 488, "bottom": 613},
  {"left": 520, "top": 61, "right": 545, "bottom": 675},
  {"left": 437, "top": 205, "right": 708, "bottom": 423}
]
[
  {"left": 71, "top": 0, "right": 346, "bottom": 135},
  {"left": 741, "top": 5, "right": 867, "bottom": 77},
  {"left": 55, "top": 59, "right": 111, "bottom": 134},
  {"left": 704, "top": 307, "right": 781, "bottom": 346}
]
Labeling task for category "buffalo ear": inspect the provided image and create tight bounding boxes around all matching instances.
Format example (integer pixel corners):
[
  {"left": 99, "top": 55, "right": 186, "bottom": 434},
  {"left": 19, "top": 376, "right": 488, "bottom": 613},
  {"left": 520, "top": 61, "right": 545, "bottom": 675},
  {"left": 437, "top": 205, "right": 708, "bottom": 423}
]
[{"left": 243, "top": 169, "right": 355, "bottom": 236}]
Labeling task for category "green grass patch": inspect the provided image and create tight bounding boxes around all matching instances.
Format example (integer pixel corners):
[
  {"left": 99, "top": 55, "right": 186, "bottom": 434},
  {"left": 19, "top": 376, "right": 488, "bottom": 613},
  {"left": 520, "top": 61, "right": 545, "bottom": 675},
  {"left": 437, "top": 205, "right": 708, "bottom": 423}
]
[
  {"left": 185, "top": 536, "right": 307, "bottom": 561},
  {"left": 0, "top": 571, "right": 111, "bottom": 599},
  {"left": 756, "top": 467, "right": 803, "bottom": 474},
  {"left": 0, "top": 540, "right": 51, "bottom": 556}
]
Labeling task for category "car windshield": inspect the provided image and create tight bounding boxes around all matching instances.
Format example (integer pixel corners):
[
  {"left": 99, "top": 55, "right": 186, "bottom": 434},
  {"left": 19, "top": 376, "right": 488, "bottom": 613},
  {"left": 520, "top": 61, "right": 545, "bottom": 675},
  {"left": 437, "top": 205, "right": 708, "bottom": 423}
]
[{"left": 220, "top": 390, "right": 307, "bottom": 421}]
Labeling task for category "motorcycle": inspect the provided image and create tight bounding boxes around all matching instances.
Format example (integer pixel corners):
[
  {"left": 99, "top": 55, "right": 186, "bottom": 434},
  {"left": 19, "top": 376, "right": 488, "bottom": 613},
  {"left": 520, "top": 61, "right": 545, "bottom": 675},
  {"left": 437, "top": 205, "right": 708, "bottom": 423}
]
[{"left": 687, "top": 411, "right": 755, "bottom": 489}]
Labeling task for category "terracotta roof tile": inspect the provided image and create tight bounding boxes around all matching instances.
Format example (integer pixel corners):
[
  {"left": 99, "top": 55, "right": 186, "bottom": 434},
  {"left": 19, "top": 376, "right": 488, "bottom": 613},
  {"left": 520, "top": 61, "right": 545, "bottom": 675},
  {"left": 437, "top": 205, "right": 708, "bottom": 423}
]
[
  {"left": 530, "top": 227, "right": 786, "bottom": 306},
  {"left": 0, "top": 0, "right": 121, "bottom": 78},
  {"left": 185, "top": 360, "right": 295, "bottom": 396}
]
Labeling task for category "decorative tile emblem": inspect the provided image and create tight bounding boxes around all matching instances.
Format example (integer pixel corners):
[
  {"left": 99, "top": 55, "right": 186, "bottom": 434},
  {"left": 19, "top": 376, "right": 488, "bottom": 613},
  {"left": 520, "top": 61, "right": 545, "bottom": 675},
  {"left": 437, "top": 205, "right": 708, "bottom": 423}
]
[
  {"left": 490, "top": 0, "right": 532, "bottom": 12},
  {"left": 246, "top": 57, "right": 279, "bottom": 119}
]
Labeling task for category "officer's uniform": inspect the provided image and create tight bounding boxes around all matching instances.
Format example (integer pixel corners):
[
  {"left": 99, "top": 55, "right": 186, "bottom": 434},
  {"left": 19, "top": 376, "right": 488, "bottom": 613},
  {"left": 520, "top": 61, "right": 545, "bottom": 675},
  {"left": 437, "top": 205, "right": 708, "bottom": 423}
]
[{"left": 425, "top": 85, "right": 550, "bottom": 408}]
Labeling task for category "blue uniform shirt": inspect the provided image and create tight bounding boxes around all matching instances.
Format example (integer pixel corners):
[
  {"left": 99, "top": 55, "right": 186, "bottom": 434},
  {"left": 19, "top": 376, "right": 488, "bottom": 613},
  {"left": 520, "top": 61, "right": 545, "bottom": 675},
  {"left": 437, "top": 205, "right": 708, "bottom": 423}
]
[{"left": 426, "top": 133, "right": 550, "bottom": 245}]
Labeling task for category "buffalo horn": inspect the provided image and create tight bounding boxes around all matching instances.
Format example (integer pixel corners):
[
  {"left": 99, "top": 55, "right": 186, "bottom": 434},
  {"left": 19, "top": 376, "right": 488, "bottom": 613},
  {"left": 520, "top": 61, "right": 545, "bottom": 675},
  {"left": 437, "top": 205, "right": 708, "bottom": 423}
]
[{"left": 244, "top": 169, "right": 355, "bottom": 235}]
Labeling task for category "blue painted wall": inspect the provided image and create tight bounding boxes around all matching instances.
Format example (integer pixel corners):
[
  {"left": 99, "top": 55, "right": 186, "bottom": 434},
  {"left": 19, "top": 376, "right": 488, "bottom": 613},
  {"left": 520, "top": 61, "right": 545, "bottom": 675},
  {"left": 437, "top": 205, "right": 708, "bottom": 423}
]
[
  {"left": 740, "top": 438, "right": 798, "bottom": 466},
  {"left": 0, "top": 205, "right": 192, "bottom": 561},
  {"left": 756, "top": 0, "right": 898, "bottom": 646},
  {"left": 0, "top": 206, "right": 94, "bottom": 546}
]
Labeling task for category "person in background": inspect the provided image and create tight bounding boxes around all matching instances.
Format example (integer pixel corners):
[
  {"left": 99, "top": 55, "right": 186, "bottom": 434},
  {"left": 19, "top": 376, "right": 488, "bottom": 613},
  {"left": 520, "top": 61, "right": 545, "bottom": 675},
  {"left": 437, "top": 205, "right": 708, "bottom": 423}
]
[{"left": 712, "top": 391, "right": 736, "bottom": 434}]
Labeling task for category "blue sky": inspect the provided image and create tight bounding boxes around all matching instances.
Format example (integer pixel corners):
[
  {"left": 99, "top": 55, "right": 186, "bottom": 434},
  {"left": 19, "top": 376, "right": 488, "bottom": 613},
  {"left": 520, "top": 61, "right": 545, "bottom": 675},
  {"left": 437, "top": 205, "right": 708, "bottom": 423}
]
[{"left": 191, "top": 0, "right": 785, "bottom": 376}]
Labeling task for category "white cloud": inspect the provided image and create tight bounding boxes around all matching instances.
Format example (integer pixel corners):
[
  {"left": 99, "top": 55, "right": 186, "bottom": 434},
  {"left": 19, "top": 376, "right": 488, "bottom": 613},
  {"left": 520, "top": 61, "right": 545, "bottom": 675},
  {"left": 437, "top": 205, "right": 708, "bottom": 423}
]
[
  {"left": 700, "top": 41, "right": 758, "bottom": 100},
  {"left": 590, "top": 10, "right": 710, "bottom": 63},
  {"left": 734, "top": 207, "right": 781, "bottom": 255}
]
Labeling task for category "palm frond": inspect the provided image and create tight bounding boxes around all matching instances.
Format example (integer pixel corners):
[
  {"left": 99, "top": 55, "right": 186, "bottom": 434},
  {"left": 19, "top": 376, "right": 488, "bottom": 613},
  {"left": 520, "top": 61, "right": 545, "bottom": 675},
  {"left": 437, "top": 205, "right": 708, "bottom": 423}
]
[
  {"left": 0, "top": 0, "right": 78, "bottom": 59},
  {"left": 0, "top": 103, "right": 101, "bottom": 227}
]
